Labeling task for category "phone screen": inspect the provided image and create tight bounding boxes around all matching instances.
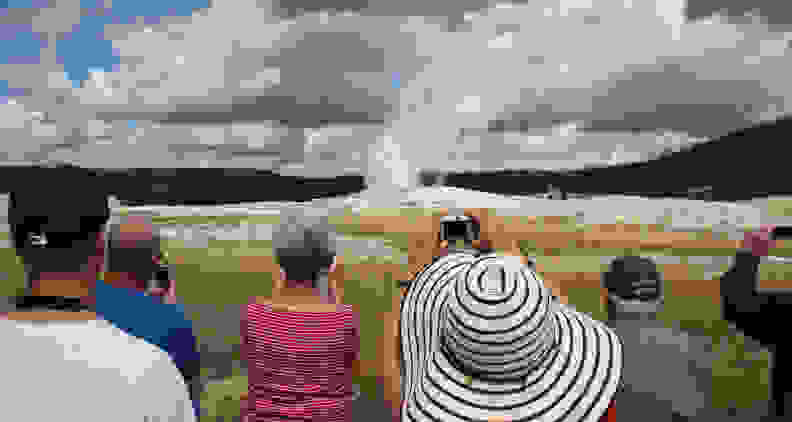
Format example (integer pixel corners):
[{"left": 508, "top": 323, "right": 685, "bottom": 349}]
[
  {"left": 757, "top": 255, "right": 792, "bottom": 292},
  {"left": 147, "top": 267, "right": 171, "bottom": 291},
  {"left": 443, "top": 221, "right": 471, "bottom": 242},
  {"left": 772, "top": 226, "right": 792, "bottom": 240}
]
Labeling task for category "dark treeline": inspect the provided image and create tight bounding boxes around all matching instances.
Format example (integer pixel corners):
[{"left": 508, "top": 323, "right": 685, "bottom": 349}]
[
  {"left": 3, "top": 115, "right": 789, "bottom": 206},
  {"left": 0, "top": 166, "right": 366, "bottom": 206},
  {"left": 443, "top": 116, "right": 792, "bottom": 202}
]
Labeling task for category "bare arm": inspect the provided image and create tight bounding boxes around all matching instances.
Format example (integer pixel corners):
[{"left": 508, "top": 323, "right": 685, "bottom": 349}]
[
  {"left": 382, "top": 288, "right": 404, "bottom": 418},
  {"left": 239, "top": 302, "right": 249, "bottom": 402},
  {"left": 350, "top": 310, "right": 363, "bottom": 379}
]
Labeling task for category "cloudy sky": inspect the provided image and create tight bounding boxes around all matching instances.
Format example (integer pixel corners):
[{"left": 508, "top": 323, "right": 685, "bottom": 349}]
[{"left": 1, "top": 0, "right": 791, "bottom": 189}]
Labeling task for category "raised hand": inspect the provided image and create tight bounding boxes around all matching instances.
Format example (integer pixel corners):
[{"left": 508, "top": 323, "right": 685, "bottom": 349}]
[{"left": 743, "top": 224, "right": 776, "bottom": 258}]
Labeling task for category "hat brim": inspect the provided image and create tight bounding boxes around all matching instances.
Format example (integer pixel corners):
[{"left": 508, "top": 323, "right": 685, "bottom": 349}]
[{"left": 400, "top": 253, "right": 623, "bottom": 422}]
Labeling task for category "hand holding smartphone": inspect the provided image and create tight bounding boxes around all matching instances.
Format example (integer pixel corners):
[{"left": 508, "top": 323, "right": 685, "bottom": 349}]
[
  {"left": 439, "top": 214, "right": 480, "bottom": 254},
  {"left": 146, "top": 253, "right": 176, "bottom": 303},
  {"left": 756, "top": 225, "right": 792, "bottom": 293},
  {"left": 743, "top": 225, "right": 776, "bottom": 257}
]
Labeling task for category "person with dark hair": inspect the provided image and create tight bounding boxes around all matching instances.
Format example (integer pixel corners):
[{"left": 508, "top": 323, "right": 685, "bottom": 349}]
[
  {"left": 240, "top": 212, "right": 362, "bottom": 422},
  {"left": 603, "top": 255, "right": 721, "bottom": 421},
  {"left": 105, "top": 214, "right": 175, "bottom": 300},
  {"left": 102, "top": 213, "right": 202, "bottom": 419},
  {"left": 720, "top": 225, "right": 792, "bottom": 420},
  {"left": 2, "top": 164, "right": 194, "bottom": 421},
  {"left": 603, "top": 256, "right": 664, "bottom": 318}
]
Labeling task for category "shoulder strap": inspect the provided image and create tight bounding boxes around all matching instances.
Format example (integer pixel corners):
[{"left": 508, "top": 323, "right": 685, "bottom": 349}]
[{"left": 12, "top": 295, "right": 94, "bottom": 312}]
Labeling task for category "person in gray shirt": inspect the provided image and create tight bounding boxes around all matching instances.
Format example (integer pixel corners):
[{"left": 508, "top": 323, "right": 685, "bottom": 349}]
[{"left": 603, "top": 256, "right": 722, "bottom": 422}]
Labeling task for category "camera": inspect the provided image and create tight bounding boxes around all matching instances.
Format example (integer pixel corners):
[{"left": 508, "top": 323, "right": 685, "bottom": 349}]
[
  {"left": 398, "top": 214, "right": 493, "bottom": 288},
  {"left": 772, "top": 226, "right": 792, "bottom": 240},
  {"left": 146, "top": 264, "right": 171, "bottom": 292},
  {"left": 439, "top": 215, "right": 482, "bottom": 256},
  {"left": 145, "top": 252, "right": 171, "bottom": 293}
]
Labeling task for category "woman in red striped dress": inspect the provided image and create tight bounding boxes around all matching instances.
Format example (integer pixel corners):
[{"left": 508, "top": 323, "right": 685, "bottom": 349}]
[{"left": 241, "top": 214, "right": 362, "bottom": 422}]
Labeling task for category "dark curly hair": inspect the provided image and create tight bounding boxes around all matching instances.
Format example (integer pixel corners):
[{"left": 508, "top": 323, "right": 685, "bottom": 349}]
[
  {"left": 8, "top": 164, "right": 110, "bottom": 276},
  {"left": 602, "top": 255, "right": 663, "bottom": 301}
]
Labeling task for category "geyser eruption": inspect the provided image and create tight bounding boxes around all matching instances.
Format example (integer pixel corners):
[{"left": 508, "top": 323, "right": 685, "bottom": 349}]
[
  {"left": 364, "top": 132, "right": 417, "bottom": 194},
  {"left": 360, "top": 0, "right": 792, "bottom": 209}
]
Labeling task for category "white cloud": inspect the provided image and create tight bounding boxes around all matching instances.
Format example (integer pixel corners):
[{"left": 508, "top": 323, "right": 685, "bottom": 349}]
[
  {"left": 238, "top": 67, "right": 281, "bottom": 89},
  {"left": 2, "top": 0, "right": 792, "bottom": 180},
  {"left": 0, "top": 102, "right": 33, "bottom": 129},
  {"left": 487, "top": 31, "right": 512, "bottom": 49},
  {"left": 371, "top": 0, "right": 792, "bottom": 187},
  {"left": 456, "top": 96, "right": 481, "bottom": 113}
]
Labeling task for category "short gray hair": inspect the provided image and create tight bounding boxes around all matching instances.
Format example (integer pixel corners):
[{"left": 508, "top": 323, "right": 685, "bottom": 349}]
[{"left": 272, "top": 211, "right": 337, "bottom": 283}]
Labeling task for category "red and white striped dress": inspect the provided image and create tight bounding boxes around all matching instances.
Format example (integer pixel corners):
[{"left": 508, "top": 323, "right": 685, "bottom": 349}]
[{"left": 241, "top": 300, "right": 360, "bottom": 422}]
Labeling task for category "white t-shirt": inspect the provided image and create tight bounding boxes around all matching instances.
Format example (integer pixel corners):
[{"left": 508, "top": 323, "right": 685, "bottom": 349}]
[{"left": 0, "top": 317, "right": 196, "bottom": 422}]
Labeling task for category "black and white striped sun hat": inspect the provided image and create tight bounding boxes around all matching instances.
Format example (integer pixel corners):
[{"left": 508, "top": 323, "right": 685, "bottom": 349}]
[{"left": 400, "top": 253, "right": 623, "bottom": 422}]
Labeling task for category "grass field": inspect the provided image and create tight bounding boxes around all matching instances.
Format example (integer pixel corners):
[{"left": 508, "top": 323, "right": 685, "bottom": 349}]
[{"left": 4, "top": 203, "right": 792, "bottom": 419}]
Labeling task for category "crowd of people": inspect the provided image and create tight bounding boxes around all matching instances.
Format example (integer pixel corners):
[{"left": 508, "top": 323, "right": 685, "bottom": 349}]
[{"left": 1, "top": 165, "right": 789, "bottom": 421}]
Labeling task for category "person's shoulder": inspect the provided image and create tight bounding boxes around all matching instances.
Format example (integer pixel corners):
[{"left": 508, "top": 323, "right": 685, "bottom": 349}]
[
  {"left": 2, "top": 317, "right": 174, "bottom": 375},
  {"left": 91, "top": 318, "right": 176, "bottom": 360},
  {"left": 0, "top": 318, "right": 191, "bottom": 421},
  {"left": 96, "top": 320, "right": 190, "bottom": 389},
  {"left": 151, "top": 302, "right": 195, "bottom": 338},
  {"left": 123, "top": 326, "right": 195, "bottom": 421}
]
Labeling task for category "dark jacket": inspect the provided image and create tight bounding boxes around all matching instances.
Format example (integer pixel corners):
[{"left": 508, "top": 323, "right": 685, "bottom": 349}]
[
  {"left": 720, "top": 251, "right": 792, "bottom": 347},
  {"left": 93, "top": 281, "right": 203, "bottom": 419},
  {"left": 720, "top": 250, "right": 792, "bottom": 417}
]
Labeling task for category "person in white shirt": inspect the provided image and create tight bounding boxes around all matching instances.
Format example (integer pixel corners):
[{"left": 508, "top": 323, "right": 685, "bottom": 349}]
[
  {"left": 1, "top": 163, "right": 195, "bottom": 422},
  {"left": 0, "top": 317, "right": 195, "bottom": 422}
]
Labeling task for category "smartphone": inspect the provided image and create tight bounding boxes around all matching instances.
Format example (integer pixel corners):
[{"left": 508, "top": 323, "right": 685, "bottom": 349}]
[
  {"left": 758, "top": 228, "right": 792, "bottom": 292},
  {"left": 398, "top": 215, "right": 487, "bottom": 289},
  {"left": 772, "top": 226, "right": 792, "bottom": 240},
  {"left": 146, "top": 265, "right": 171, "bottom": 291},
  {"left": 439, "top": 215, "right": 479, "bottom": 249}
]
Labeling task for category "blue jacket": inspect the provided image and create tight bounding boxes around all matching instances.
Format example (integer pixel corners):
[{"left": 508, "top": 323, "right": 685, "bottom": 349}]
[{"left": 94, "top": 280, "right": 201, "bottom": 418}]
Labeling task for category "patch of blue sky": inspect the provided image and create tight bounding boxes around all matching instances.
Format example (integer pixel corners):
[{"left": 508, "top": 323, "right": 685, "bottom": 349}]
[
  {"left": 0, "top": 79, "right": 26, "bottom": 98},
  {"left": 0, "top": 79, "right": 8, "bottom": 103},
  {"left": 4, "top": 0, "right": 210, "bottom": 86},
  {"left": 56, "top": 15, "right": 119, "bottom": 83},
  {"left": 106, "top": 0, "right": 210, "bottom": 19},
  {"left": 59, "top": 1, "right": 210, "bottom": 83},
  {"left": 4, "top": 0, "right": 49, "bottom": 8},
  {"left": 0, "top": 24, "right": 45, "bottom": 65}
]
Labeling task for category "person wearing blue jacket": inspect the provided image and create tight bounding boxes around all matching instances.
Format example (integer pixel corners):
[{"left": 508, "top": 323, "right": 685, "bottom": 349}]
[
  {"left": 11, "top": 185, "right": 202, "bottom": 420},
  {"left": 99, "top": 213, "right": 202, "bottom": 420}
]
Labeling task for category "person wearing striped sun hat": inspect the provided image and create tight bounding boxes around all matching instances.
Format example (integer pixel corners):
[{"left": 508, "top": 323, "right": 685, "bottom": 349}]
[{"left": 384, "top": 209, "right": 623, "bottom": 422}]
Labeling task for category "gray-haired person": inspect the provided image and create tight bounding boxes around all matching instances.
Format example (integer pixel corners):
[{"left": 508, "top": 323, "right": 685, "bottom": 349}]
[
  {"left": 241, "top": 212, "right": 367, "bottom": 421},
  {"left": 271, "top": 212, "right": 340, "bottom": 301},
  {"left": 603, "top": 256, "right": 724, "bottom": 421}
]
